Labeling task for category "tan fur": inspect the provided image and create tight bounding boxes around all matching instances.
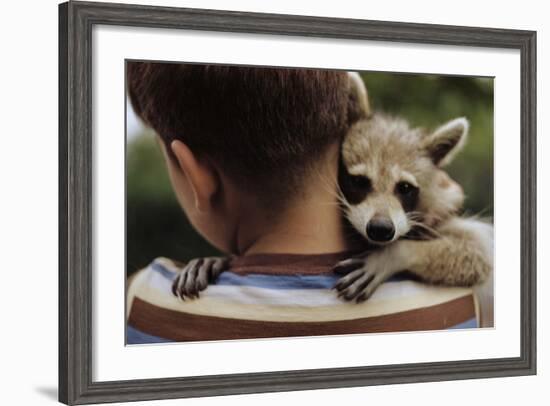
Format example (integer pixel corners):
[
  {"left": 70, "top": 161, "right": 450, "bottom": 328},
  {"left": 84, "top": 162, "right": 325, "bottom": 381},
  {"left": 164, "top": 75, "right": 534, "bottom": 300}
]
[
  {"left": 335, "top": 112, "right": 493, "bottom": 302},
  {"left": 347, "top": 72, "right": 371, "bottom": 123},
  {"left": 371, "top": 217, "right": 493, "bottom": 286},
  {"left": 341, "top": 114, "right": 464, "bottom": 238}
]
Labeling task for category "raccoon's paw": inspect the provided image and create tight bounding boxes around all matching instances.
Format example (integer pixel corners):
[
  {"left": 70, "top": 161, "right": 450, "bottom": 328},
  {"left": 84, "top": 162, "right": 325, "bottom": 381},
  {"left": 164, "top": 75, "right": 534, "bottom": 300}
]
[
  {"left": 333, "top": 254, "right": 395, "bottom": 303},
  {"left": 172, "top": 257, "right": 229, "bottom": 300}
]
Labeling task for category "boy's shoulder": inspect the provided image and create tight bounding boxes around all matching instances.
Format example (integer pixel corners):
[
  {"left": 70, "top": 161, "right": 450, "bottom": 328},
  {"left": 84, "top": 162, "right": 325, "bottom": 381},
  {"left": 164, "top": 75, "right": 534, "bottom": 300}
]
[
  {"left": 126, "top": 255, "right": 482, "bottom": 344},
  {"left": 126, "top": 257, "right": 182, "bottom": 316},
  {"left": 127, "top": 257, "right": 181, "bottom": 287}
]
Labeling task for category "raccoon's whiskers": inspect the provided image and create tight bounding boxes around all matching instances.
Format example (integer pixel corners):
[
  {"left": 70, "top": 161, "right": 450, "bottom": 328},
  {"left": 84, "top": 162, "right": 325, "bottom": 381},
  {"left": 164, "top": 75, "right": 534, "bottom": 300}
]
[
  {"left": 407, "top": 211, "right": 445, "bottom": 226},
  {"left": 314, "top": 200, "right": 347, "bottom": 207},
  {"left": 407, "top": 219, "right": 441, "bottom": 239},
  {"left": 304, "top": 167, "right": 353, "bottom": 216},
  {"left": 467, "top": 206, "right": 493, "bottom": 221},
  {"left": 311, "top": 167, "right": 347, "bottom": 205},
  {"left": 406, "top": 211, "right": 424, "bottom": 220}
]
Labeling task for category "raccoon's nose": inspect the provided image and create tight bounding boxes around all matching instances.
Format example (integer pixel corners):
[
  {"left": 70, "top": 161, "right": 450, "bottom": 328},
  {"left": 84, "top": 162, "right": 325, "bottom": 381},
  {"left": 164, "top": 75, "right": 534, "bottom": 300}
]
[{"left": 366, "top": 217, "right": 395, "bottom": 243}]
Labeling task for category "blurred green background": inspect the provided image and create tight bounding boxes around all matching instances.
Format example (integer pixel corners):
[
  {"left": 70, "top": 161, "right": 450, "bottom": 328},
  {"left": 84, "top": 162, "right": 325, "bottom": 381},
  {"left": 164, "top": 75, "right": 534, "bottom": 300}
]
[{"left": 126, "top": 71, "right": 493, "bottom": 276}]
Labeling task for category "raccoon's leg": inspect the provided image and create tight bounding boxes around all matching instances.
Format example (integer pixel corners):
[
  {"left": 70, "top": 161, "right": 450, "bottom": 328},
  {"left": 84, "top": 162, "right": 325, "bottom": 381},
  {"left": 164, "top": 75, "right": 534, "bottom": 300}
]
[
  {"left": 334, "top": 217, "right": 493, "bottom": 302},
  {"left": 402, "top": 217, "right": 493, "bottom": 286},
  {"left": 172, "top": 257, "right": 230, "bottom": 300}
]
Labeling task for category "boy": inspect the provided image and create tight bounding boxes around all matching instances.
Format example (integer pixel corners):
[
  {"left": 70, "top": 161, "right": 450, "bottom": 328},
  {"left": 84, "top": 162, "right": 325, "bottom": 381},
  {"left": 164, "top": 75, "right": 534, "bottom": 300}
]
[{"left": 126, "top": 63, "right": 488, "bottom": 343}]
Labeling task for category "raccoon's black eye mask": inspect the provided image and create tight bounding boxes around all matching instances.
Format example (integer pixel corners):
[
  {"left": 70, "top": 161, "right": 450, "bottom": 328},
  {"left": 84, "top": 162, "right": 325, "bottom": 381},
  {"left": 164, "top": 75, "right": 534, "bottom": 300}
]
[
  {"left": 340, "top": 174, "right": 372, "bottom": 205},
  {"left": 394, "top": 181, "right": 419, "bottom": 212},
  {"left": 338, "top": 167, "right": 371, "bottom": 205},
  {"left": 349, "top": 175, "right": 371, "bottom": 190},
  {"left": 338, "top": 156, "right": 371, "bottom": 205}
]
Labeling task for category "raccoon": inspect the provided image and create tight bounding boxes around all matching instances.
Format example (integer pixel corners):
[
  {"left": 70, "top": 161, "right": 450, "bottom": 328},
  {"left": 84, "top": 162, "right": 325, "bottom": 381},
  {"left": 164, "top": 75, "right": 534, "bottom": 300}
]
[{"left": 333, "top": 111, "right": 493, "bottom": 302}]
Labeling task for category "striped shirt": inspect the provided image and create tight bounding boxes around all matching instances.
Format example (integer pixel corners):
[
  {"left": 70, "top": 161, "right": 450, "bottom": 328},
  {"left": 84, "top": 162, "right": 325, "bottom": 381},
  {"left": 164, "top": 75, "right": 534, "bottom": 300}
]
[{"left": 126, "top": 252, "right": 479, "bottom": 344}]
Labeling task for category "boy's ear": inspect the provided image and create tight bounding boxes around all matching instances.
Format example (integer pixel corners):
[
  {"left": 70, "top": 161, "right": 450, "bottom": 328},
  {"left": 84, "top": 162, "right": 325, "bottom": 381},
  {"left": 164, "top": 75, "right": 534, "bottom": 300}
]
[
  {"left": 422, "top": 117, "right": 469, "bottom": 167},
  {"left": 347, "top": 72, "right": 371, "bottom": 124},
  {"left": 170, "top": 140, "right": 219, "bottom": 212}
]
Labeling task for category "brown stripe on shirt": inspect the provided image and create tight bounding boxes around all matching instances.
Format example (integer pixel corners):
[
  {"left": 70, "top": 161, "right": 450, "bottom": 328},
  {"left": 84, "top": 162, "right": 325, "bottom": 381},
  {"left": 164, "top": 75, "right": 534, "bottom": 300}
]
[{"left": 128, "top": 295, "right": 475, "bottom": 342}]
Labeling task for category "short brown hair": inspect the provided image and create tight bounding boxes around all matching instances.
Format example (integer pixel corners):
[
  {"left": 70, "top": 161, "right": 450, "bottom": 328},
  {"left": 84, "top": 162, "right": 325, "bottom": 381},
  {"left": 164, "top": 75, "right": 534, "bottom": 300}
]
[{"left": 127, "top": 62, "right": 352, "bottom": 207}]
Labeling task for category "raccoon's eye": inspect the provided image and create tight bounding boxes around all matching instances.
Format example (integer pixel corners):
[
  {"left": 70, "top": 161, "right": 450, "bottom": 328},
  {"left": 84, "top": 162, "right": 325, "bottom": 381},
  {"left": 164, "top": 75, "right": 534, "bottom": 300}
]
[
  {"left": 349, "top": 175, "right": 371, "bottom": 191},
  {"left": 339, "top": 172, "right": 371, "bottom": 205},
  {"left": 395, "top": 181, "right": 417, "bottom": 196}
]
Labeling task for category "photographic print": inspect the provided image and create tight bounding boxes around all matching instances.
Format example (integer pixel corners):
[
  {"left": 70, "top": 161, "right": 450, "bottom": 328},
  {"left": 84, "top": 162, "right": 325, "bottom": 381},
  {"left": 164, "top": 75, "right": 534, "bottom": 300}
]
[
  {"left": 59, "top": 2, "right": 535, "bottom": 403},
  {"left": 125, "top": 63, "right": 494, "bottom": 344}
]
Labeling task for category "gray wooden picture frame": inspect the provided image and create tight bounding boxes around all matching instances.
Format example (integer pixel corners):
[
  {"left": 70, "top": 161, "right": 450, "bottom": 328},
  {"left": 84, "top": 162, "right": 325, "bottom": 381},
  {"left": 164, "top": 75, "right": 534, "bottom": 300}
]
[{"left": 59, "top": 1, "right": 537, "bottom": 404}]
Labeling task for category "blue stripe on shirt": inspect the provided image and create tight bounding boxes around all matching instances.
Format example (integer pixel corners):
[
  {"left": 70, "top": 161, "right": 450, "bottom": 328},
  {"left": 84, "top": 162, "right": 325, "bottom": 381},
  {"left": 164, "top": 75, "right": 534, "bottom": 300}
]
[
  {"left": 127, "top": 325, "right": 173, "bottom": 344},
  {"left": 217, "top": 272, "right": 339, "bottom": 289},
  {"left": 448, "top": 317, "right": 478, "bottom": 329}
]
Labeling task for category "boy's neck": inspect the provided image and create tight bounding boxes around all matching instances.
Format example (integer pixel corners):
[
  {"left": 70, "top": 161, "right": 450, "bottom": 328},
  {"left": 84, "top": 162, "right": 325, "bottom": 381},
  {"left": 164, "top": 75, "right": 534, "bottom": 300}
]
[
  {"left": 239, "top": 201, "right": 355, "bottom": 256},
  {"left": 235, "top": 149, "right": 359, "bottom": 256}
]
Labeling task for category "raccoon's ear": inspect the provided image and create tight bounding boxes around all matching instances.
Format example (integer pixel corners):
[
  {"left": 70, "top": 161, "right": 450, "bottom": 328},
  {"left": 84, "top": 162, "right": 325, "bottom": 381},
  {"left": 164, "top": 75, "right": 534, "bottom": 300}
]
[
  {"left": 422, "top": 117, "right": 469, "bottom": 167},
  {"left": 347, "top": 72, "right": 371, "bottom": 125}
]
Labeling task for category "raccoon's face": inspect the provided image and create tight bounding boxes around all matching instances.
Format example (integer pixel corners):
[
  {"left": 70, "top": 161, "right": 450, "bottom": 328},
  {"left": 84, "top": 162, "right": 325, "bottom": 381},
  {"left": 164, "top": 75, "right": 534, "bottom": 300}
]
[{"left": 339, "top": 113, "right": 468, "bottom": 245}]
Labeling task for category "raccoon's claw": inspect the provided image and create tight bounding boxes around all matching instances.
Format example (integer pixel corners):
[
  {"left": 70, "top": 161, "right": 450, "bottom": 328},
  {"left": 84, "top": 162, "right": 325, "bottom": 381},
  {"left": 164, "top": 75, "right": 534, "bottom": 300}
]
[
  {"left": 355, "top": 275, "right": 387, "bottom": 303},
  {"left": 172, "top": 257, "right": 229, "bottom": 300},
  {"left": 335, "top": 267, "right": 389, "bottom": 303},
  {"left": 332, "top": 257, "right": 367, "bottom": 275}
]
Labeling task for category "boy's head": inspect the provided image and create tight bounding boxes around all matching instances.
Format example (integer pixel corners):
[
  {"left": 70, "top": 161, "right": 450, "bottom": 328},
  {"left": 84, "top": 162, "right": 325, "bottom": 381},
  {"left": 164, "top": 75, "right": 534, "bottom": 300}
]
[{"left": 127, "top": 62, "right": 363, "bottom": 253}]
